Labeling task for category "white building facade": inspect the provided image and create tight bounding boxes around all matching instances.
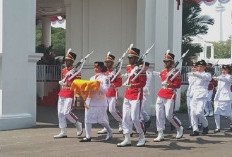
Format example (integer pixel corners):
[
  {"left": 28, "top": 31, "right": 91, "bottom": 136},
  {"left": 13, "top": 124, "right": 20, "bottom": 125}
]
[{"left": 0, "top": 0, "right": 182, "bottom": 130}]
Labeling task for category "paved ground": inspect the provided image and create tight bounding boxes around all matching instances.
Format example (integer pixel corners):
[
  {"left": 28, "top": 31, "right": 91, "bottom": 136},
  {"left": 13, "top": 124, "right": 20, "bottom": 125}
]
[{"left": 0, "top": 106, "right": 232, "bottom": 157}]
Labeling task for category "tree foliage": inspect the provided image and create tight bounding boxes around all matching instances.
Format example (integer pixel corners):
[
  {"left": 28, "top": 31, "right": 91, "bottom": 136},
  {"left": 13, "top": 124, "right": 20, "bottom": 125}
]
[
  {"left": 182, "top": 0, "right": 214, "bottom": 64},
  {"left": 36, "top": 26, "right": 66, "bottom": 65},
  {"left": 51, "top": 27, "right": 66, "bottom": 56},
  {"left": 36, "top": 26, "right": 65, "bottom": 56},
  {"left": 209, "top": 39, "right": 231, "bottom": 58}
]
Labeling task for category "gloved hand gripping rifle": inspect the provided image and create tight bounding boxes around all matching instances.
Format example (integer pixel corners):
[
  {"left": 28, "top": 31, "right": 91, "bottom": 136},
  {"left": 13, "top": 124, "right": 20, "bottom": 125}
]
[
  {"left": 59, "top": 50, "right": 94, "bottom": 85},
  {"left": 107, "top": 44, "right": 134, "bottom": 82},
  {"left": 123, "top": 43, "right": 155, "bottom": 86},
  {"left": 163, "top": 49, "right": 189, "bottom": 86}
]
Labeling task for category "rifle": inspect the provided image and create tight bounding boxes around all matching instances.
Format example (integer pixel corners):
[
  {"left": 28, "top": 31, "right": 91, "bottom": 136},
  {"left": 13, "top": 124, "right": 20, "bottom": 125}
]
[
  {"left": 59, "top": 50, "right": 94, "bottom": 85},
  {"left": 163, "top": 49, "right": 189, "bottom": 85},
  {"left": 123, "top": 43, "right": 155, "bottom": 86},
  {"left": 212, "top": 59, "right": 220, "bottom": 77},
  {"left": 109, "top": 44, "right": 133, "bottom": 82}
]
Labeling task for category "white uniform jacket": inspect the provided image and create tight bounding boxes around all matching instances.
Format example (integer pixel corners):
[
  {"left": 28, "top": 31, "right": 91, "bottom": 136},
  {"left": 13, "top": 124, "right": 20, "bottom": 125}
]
[
  {"left": 190, "top": 71, "right": 211, "bottom": 99},
  {"left": 214, "top": 74, "right": 232, "bottom": 102},
  {"left": 143, "top": 71, "right": 152, "bottom": 96},
  {"left": 187, "top": 72, "right": 197, "bottom": 98},
  {"left": 86, "top": 73, "right": 110, "bottom": 107}
]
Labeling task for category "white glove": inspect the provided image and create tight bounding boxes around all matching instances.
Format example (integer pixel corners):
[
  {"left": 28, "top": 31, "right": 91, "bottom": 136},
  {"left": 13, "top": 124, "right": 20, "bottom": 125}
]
[
  {"left": 192, "top": 72, "right": 201, "bottom": 77},
  {"left": 153, "top": 71, "right": 160, "bottom": 76},
  {"left": 187, "top": 72, "right": 193, "bottom": 76},
  {"left": 212, "top": 76, "right": 218, "bottom": 80},
  {"left": 143, "top": 87, "right": 149, "bottom": 96},
  {"left": 123, "top": 84, "right": 131, "bottom": 88},
  {"left": 59, "top": 81, "right": 63, "bottom": 85},
  {"left": 121, "top": 73, "right": 128, "bottom": 78},
  {"left": 65, "top": 70, "right": 72, "bottom": 77},
  {"left": 70, "top": 69, "right": 76, "bottom": 75},
  {"left": 59, "top": 80, "right": 65, "bottom": 85},
  {"left": 143, "top": 87, "right": 148, "bottom": 93},
  {"left": 161, "top": 81, "right": 168, "bottom": 88}
]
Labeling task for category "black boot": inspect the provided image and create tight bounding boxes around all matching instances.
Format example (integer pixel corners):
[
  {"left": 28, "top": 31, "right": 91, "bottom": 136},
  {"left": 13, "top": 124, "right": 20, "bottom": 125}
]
[
  {"left": 202, "top": 126, "right": 209, "bottom": 134},
  {"left": 80, "top": 137, "right": 91, "bottom": 142},
  {"left": 214, "top": 129, "right": 220, "bottom": 133},
  {"left": 190, "top": 131, "right": 199, "bottom": 136}
]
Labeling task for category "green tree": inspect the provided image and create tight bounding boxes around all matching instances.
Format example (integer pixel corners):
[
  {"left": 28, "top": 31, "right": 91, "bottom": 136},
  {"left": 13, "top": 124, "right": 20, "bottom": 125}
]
[
  {"left": 51, "top": 27, "right": 66, "bottom": 56},
  {"left": 182, "top": 0, "right": 214, "bottom": 64},
  {"left": 36, "top": 26, "right": 65, "bottom": 56},
  {"left": 36, "top": 25, "right": 42, "bottom": 47},
  {"left": 210, "top": 39, "right": 231, "bottom": 58}
]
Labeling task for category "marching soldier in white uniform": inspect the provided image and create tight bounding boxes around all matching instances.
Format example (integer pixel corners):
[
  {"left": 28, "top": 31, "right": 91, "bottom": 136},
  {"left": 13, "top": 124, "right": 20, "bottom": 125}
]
[
  {"left": 186, "top": 62, "right": 197, "bottom": 130},
  {"left": 98, "top": 54, "right": 123, "bottom": 134},
  {"left": 141, "top": 62, "right": 152, "bottom": 131},
  {"left": 153, "top": 52, "right": 183, "bottom": 142},
  {"left": 188, "top": 60, "right": 211, "bottom": 136},
  {"left": 54, "top": 51, "right": 83, "bottom": 138},
  {"left": 80, "top": 62, "right": 113, "bottom": 142},
  {"left": 117, "top": 48, "right": 147, "bottom": 147},
  {"left": 204, "top": 63, "right": 216, "bottom": 117},
  {"left": 213, "top": 65, "right": 232, "bottom": 133}
]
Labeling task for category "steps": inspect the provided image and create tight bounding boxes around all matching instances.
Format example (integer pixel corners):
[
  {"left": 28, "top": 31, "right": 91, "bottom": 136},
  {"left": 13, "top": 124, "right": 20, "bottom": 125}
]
[{"left": 39, "top": 88, "right": 60, "bottom": 106}]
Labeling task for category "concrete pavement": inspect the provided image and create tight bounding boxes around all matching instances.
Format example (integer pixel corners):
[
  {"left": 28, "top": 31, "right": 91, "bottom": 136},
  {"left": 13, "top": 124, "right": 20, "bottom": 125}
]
[{"left": 0, "top": 106, "right": 232, "bottom": 157}]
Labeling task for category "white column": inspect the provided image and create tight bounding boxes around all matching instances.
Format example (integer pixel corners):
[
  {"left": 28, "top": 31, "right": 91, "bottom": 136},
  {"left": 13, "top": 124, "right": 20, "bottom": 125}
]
[
  {"left": 41, "top": 17, "right": 51, "bottom": 47},
  {"left": 64, "top": 0, "right": 72, "bottom": 51},
  {"left": 169, "top": 0, "right": 182, "bottom": 110},
  {"left": 211, "top": 45, "right": 214, "bottom": 59},
  {"left": 136, "top": 0, "right": 182, "bottom": 115},
  {"left": 64, "top": 0, "right": 83, "bottom": 62},
  {"left": 136, "top": 0, "right": 156, "bottom": 115},
  {"left": 0, "top": 0, "right": 42, "bottom": 130}
]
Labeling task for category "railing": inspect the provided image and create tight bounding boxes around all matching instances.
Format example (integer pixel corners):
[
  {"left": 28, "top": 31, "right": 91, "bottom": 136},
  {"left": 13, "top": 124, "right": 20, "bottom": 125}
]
[
  {"left": 36, "top": 65, "right": 222, "bottom": 84},
  {"left": 181, "top": 66, "right": 222, "bottom": 85},
  {"left": 181, "top": 66, "right": 191, "bottom": 85},
  {"left": 37, "top": 65, "right": 62, "bottom": 82}
]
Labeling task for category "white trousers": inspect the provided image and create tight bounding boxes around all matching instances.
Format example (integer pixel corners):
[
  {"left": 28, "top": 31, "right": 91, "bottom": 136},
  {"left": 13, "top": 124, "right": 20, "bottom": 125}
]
[
  {"left": 204, "top": 90, "right": 213, "bottom": 113},
  {"left": 140, "top": 95, "right": 150, "bottom": 122},
  {"left": 122, "top": 98, "right": 144, "bottom": 134},
  {"left": 214, "top": 114, "right": 232, "bottom": 129},
  {"left": 85, "top": 122, "right": 111, "bottom": 138},
  {"left": 187, "top": 96, "right": 192, "bottom": 126},
  {"left": 58, "top": 96, "right": 78, "bottom": 128},
  {"left": 155, "top": 97, "right": 182, "bottom": 132},
  {"left": 190, "top": 97, "right": 208, "bottom": 131},
  {"left": 106, "top": 97, "right": 122, "bottom": 123}
]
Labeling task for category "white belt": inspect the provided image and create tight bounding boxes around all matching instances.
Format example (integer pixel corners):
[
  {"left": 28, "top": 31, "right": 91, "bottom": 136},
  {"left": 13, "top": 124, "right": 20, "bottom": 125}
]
[{"left": 62, "top": 86, "right": 70, "bottom": 90}]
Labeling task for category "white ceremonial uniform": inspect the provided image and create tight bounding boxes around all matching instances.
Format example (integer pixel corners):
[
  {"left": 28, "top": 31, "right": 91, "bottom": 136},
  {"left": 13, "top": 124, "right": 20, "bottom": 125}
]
[
  {"left": 214, "top": 74, "right": 232, "bottom": 129},
  {"left": 190, "top": 71, "right": 211, "bottom": 132},
  {"left": 58, "top": 97, "right": 76, "bottom": 128},
  {"left": 84, "top": 73, "right": 112, "bottom": 139},
  {"left": 141, "top": 71, "right": 152, "bottom": 122},
  {"left": 205, "top": 90, "right": 214, "bottom": 114},
  {"left": 186, "top": 72, "right": 197, "bottom": 127}
]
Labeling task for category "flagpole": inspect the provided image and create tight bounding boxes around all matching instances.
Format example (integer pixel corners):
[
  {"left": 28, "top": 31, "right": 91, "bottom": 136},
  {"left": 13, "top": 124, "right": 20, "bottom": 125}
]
[{"left": 231, "top": 10, "right": 232, "bottom": 61}]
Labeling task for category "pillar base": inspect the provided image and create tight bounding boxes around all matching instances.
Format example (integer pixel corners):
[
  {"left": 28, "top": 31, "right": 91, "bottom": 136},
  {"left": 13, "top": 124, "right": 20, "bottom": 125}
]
[{"left": 0, "top": 113, "right": 35, "bottom": 130}]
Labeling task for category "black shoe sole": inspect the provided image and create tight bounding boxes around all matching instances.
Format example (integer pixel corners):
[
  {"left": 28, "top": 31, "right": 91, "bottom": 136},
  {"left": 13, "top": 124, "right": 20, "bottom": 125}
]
[
  {"left": 214, "top": 130, "right": 220, "bottom": 133},
  {"left": 77, "top": 130, "right": 83, "bottom": 136},
  {"left": 98, "top": 132, "right": 107, "bottom": 134},
  {"left": 117, "top": 144, "right": 132, "bottom": 147},
  {"left": 54, "top": 136, "right": 67, "bottom": 139},
  {"left": 202, "top": 132, "right": 208, "bottom": 135},
  {"left": 80, "top": 138, "right": 91, "bottom": 142},
  {"left": 137, "top": 144, "right": 145, "bottom": 147}
]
